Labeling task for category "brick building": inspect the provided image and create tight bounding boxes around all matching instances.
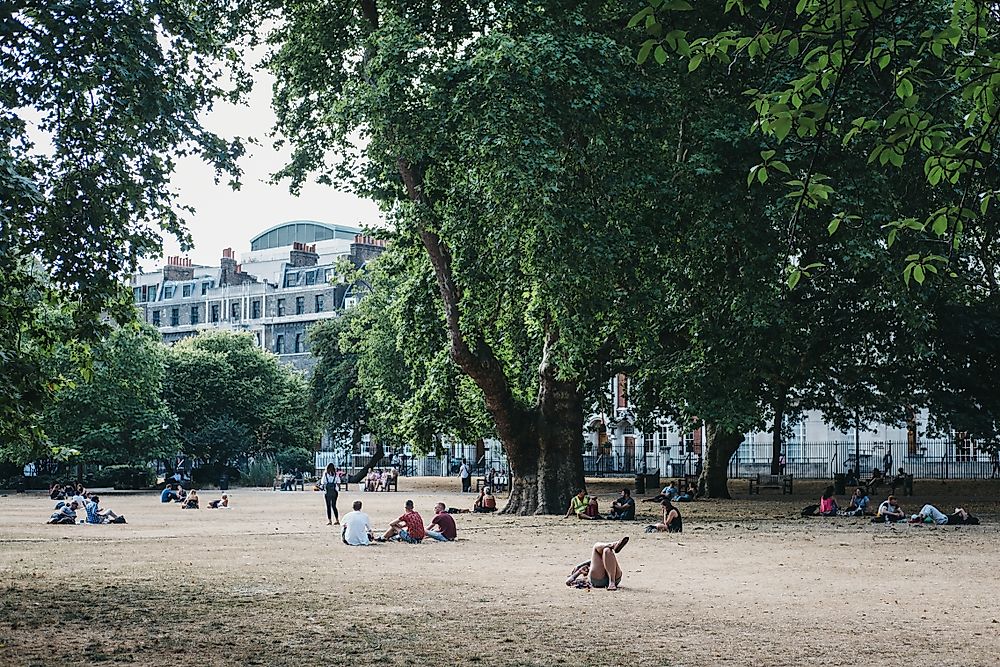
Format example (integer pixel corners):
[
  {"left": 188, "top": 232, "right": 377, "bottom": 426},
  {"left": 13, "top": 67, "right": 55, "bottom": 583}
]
[{"left": 131, "top": 220, "right": 386, "bottom": 370}]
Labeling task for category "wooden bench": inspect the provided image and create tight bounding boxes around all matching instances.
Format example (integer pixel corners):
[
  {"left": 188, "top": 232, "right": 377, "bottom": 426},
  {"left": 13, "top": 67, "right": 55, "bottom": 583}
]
[
  {"left": 384, "top": 475, "right": 398, "bottom": 492},
  {"left": 748, "top": 473, "right": 793, "bottom": 495}
]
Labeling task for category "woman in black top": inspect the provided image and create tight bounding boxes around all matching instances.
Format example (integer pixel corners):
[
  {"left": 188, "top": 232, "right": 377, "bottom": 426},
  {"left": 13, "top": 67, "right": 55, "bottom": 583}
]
[
  {"left": 645, "top": 499, "right": 682, "bottom": 533},
  {"left": 320, "top": 463, "right": 340, "bottom": 526}
]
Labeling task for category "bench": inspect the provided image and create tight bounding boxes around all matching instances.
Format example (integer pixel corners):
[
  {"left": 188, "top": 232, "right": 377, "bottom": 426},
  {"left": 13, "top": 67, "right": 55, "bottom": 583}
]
[
  {"left": 477, "top": 475, "right": 509, "bottom": 493},
  {"left": 273, "top": 475, "right": 305, "bottom": 491},
  {"left": 384, "top": 475, "right": 398, "bottom": 492},
  {"left": 748, "top": 473, "right": 793, "bottom": 495}
]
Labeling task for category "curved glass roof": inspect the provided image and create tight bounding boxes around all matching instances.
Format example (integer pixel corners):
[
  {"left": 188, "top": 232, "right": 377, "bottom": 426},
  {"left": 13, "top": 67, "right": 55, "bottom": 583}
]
[{"left": 249, "top": 220, "right": 362, "bottom": 251}]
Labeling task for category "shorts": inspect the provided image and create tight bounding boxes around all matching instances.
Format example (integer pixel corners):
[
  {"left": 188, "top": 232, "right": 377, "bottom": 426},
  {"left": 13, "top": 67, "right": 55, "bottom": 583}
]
[
  {"left": 398, "top": 529, "right": 422, "bottom": 544},
  {"left": 590, "top": 574, "right": 622, "bottom": 589}
]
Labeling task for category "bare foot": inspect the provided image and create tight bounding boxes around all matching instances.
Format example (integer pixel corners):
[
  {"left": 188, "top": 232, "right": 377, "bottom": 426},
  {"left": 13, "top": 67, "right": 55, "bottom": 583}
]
[
  {"left": 613, "top": 536, "right": 629, "bottom": 553},
  {"left": 607, "top": 582, "right": 618, "bottom": 591}
]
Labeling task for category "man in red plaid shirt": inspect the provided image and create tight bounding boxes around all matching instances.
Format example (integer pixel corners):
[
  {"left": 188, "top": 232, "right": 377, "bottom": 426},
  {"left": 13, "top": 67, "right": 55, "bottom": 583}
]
[{"left": 378, "top": 499, "right": 426, "bottom": 543}]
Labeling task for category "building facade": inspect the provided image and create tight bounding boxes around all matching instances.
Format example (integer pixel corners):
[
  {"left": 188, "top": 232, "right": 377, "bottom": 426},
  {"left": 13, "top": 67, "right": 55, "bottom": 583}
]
[{"left": 132, "top": 220, "right": 385, "bottom": 370}]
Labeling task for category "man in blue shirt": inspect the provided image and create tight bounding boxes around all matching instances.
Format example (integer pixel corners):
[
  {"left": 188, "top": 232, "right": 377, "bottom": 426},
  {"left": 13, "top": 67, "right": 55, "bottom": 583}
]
[{"left": 160, "top": 485, "right": 180, "bottom": 503}]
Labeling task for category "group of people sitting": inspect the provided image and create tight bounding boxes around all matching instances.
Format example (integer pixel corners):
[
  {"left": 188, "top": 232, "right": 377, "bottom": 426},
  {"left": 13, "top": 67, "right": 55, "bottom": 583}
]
[
  {"left": 339, "top": 499, "right": 459, "bottom": 546},
  {"left": 160, "top": 484, "right": 229, "bottom": 510},
  {"left": 363, "top": 467, "right": 399, "bottom": 492},
  {"left": 813, "top": 486, "right": 979, "bottom": 525},
  {"left": 48, "top": 491, "right": 125, "bottom": 525},
  {"left": 565, "top": 480, "right": 697, "bottom": 522},
  {"left": 845, "top": 466, "right": 910, "bottom": 493}
]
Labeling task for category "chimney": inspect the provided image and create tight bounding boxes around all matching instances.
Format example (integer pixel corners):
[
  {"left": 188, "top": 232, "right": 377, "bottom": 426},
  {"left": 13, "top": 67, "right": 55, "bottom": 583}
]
[
  {"left": 163, "top": 255, "right": 194, "bottom": 281},
  {"left": 350, "top": 233, "right": 388, "bottom": 264},
  {"left": 289, "top": 242, "right": 319, "bottom": 267}
]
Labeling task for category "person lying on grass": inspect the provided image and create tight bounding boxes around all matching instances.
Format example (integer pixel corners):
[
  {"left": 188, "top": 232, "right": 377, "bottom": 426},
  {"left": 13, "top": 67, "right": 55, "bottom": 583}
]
[
  {"left": 207, "top": 494, "right": 229, "bottom": 509},
  {"left": 911, "top": 505, "right": 979, "bottom": 526},
  {"left": 565, "top": 537, "right": 629, "bottom": 591}
]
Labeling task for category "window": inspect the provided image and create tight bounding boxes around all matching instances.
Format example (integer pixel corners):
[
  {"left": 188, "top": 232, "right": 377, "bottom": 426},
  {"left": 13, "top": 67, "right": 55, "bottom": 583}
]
[
  {"left": 201, "top": 282, "right": 209, "bottom": 295},
  {"left": 151, "top": 310, "right": 160, "bottom": 326},
  {"left": 657, "top": 425, "right": 671, "bottom": 451},
  {"left": 210, "top": 304, "right": 219, "bottom": 323},
  {"left": 182, "top": 284, "right": 192, "bottom": 298},
  {"left": 275, "top": 334, "right": 284, "bottom": 354},
  {"left": 616, "top": 374, "right": 628, "bottom": 408},
  {"left": 164, "top": 286, "right": 175, "bottom": 299},
  {"left": 305, "top": 270, "right": 316, "bottom": 285},
  {"left": 133, "top": 287, "right": 142, "bottom": 302},
  {"left": 315, "top": 294, "right": 324, "bottom": 312},
  {"left": 277, "top": 298, "right": 285, "bottom": 316},
  {"left": 190, "top": 306, "right": 199, "bottom": 325},
  {"left": 170, "top": 308, "right": 179, "bottom": 327},
  {"left": 231, "top": 302, "right": 240, "bottom": 320},
  {"left": 684, "top": 432, "right": 694, "bottom": 453},
  {"left": 294, "top": 333, "right": 302, "bottom": 353},
  {"left": 295, "top": 296, "right": 304, "bottom": 315},
  {"left": 252, "top": 299, "right": 261, "bottom": 319}
]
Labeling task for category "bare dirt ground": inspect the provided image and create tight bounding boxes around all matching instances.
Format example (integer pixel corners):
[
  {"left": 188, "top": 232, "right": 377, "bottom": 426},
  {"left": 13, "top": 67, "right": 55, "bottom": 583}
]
[{"left": 2, "top": 477, "right": 999, "bottom": 666}]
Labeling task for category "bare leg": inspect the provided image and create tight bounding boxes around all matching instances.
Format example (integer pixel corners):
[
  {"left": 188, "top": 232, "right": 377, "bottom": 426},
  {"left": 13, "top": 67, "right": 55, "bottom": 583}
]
[
  {"left": 589, "top": 543, "right": 609, "bottom": 582},
  {"left": 602, "top": 548, "right": 622, "bottom": 590},
  {"left": 381, "top": 525, "right": 401, "bottom": 541}
]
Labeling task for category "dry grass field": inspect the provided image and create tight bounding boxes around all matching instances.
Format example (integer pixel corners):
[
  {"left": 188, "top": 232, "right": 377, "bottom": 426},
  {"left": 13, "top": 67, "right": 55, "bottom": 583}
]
[{"left": 2, "top": 477, "right": 999, "bottom": 666}]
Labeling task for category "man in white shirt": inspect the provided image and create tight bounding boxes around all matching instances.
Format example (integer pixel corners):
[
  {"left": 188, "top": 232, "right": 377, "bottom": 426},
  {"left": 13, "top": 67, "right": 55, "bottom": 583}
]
[
  {"left": 341, "top": 501, "right": 374, "bottom": 546},
  {"left": 459, "top": 458, "right": 471, "bottom": 493}
]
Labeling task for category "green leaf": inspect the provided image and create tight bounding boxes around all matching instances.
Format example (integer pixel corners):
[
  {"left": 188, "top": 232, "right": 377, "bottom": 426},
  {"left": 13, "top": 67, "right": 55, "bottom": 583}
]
[
  {"left": 637, "top": 40, "right": 654, "bottom": 65},
  {"left": 912, "top": 264, "right": 926, "bottom": 284},
  {"left": 688, "top": 54, "right": 703, "bottom": 71},
  {"left": 772, "top": 114, "right": 792, "bottom": 141},
  {"left": 654, "top": 45, "right": 668, "bottom": 64},
  {"left": 787, "top": 269, "right": 802, "bottom": 290},
  {"left": 828, "top": 217, "right": 841, "bottom": 235}
]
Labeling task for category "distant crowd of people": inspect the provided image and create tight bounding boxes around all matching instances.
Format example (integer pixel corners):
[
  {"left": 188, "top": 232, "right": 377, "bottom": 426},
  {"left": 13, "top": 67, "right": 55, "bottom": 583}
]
[
  {"left": 812, "top": 486, "right": 980, "bottom": 525},
  {"left": 47, "top": 483, "right": 126, "bottom": 525}
]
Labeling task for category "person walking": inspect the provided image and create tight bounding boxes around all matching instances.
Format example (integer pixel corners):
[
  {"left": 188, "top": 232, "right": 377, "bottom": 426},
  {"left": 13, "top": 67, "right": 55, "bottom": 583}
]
[
  {"left": 882, "top": 449, "right": 893, "bottom": 478},
  {"left": 459, "top": 458, "right": 471, "bottom": 493},
  {"left": 320, "top": 463, "right": 340, "bottom": 526}
]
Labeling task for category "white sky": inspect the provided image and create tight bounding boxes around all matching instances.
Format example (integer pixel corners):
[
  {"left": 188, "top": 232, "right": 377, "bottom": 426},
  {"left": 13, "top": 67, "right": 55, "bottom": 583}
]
[{"left": 150, "top": 66, "right": 383, "bottom": 270}]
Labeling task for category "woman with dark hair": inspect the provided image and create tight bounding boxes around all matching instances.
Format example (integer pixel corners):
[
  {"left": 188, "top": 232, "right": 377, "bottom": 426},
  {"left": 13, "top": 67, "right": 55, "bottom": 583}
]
[
  {"left": 819, "top": 486, "right": 839, "bottom": 516},
  {"left": 645, "top": 499, "right": 682, "bottom": 533},
  {"left": 320, "top": 462, "right": 340, "bottom": 526}
]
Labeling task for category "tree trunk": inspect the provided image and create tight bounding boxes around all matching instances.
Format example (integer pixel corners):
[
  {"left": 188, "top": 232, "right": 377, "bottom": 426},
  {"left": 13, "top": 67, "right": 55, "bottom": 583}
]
[
  {"left": 349, "top": 439, "right": 384, "bottom": 484},
  {"left": 502, "top": 377, "right": 585, "bottom": 515},
  {"left": 698, "top": 422, "right": 744, "bottom": 499},
  {"left": 770, "top": 389, "right": 787, "bottom": 475}
]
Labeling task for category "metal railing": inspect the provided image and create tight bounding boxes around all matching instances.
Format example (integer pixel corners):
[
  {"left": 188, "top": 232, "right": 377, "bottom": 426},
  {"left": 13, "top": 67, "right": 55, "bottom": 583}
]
[{"left": 727, "top": 440, "right": 1000, "bottom": 480}]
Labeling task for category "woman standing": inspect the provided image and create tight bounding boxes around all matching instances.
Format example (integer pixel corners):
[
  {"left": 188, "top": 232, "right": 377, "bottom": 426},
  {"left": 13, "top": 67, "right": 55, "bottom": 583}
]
[{"left": 320, "top": 463, "right": 340, "bottom": 526}]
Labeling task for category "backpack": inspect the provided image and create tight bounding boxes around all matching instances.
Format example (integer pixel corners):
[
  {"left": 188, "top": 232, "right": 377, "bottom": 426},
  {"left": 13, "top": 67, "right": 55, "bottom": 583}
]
[{"left": 800, "top": 504, "right": 819, "bottom": 517}]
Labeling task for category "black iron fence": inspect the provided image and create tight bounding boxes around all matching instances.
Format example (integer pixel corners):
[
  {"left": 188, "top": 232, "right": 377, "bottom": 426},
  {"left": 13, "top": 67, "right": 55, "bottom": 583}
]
[{"left": 728, "top": 440, "right": 1000, "bottom": 480}]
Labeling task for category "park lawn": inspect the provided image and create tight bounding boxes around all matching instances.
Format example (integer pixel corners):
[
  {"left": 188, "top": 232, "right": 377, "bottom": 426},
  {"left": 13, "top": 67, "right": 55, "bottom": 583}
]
[{"left": 1, "top": 478, "right": 999, "bottom": 666}]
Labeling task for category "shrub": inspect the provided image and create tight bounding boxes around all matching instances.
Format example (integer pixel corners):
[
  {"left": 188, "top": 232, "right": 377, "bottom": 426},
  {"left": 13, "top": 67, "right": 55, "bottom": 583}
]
[
  {"left": 92, "top": 465, "right": 157, "bottom": 490},
  {"left": 190, "top": 463, "right": 242, "bottom": 488},
  {"left": 275, "top": 447, "right": 313, "bottom": 474},
  {"left": 241, "top": 458, "right": 277, "bottom": 487}
]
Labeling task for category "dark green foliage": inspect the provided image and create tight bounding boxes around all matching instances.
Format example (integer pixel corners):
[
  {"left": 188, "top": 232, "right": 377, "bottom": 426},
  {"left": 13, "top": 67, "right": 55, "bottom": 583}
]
[{"left": 1, "top": 0, "right": 253, "bottom": 456}]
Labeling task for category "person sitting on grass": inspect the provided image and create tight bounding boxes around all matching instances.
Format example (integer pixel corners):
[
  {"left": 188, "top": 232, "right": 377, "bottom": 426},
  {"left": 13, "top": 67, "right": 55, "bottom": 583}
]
[
  {"left": 207, "top": 494, "right": 229, "bottom": 509},
  {"left": 565, "top": 489, "right": 600, "bottom": 520},
  {"left": 377, "top": 499, "right": 425, "bottom": 543},
  {"left": 181, "top": 489, "right": 199, "bottom": 510},
  {"left": 865, "top": 468, "right": 884, "bottom": 492},
  {"left": 473, "top": 488, "right": 497, "bottom": 513},
  {"left": 673, "top": 481, "right": 696, "bottom": 502},
  {"left": 565, "top": 537, "right": 629, "bottom": 591},
  {"left": 843, "top": 488, "right": 870, "bottom": 517},
  {"left": 875, "top": 495, "right": 906, "bottom": 523},
  {"left": 819, "top": 486, "right": 839, "bottom": 516},
  {"left": 160, "top": 484, "right": 181, "bottom": 503},
  {"left": 643, "top": 481, "right": 678, "bottom": 504},
  {"left": 84, "top": 495, "right": 123, "bottom": 524},
  {"left": 911, "top": 505, "right": 979, "bottom": 526},
  {"left": 342, "top": 500, "right": 374, "bottom": 546},
  {"left": 645, "top": 498, "right": 682, "bottom": 533},
  {"left": 889, "top": 468, "right": 909, "bottom": 493},
  {"left": 47, "top": 500, "right": 80, "bottom": 524},
  {"left": 175, "top": 486, "right": 188, "bottom": 504},
  {"left": 608, "top": 488, "right": 635, "bottom": 520},
  {"left": 425, "top": 502, "right": 458, "bottom": 542}
]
